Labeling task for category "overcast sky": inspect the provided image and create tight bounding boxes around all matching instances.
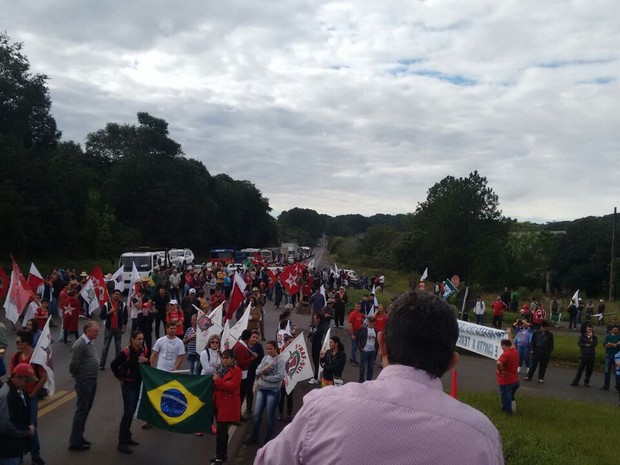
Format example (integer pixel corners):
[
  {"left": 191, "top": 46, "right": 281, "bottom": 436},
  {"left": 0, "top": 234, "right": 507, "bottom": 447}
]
[{"left": 4, "top": 0, "right": 619, "bottom": 222}]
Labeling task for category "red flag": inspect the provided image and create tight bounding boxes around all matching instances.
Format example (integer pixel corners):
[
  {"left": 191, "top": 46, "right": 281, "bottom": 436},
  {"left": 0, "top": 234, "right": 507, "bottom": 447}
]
[
  {"left": 280, "top": 264, "right": 301, "bottom": 295},
  {"left": 267, "top": 269, "right": 277, "bottom": 290},
  {"left": 225, "top": 271, "right": 247, "bottom": 321},
  {"left": 28, "top": 262, "right": 44, "bottom": 291},
  {"left": 0, "top": 266, "right": 9, "bottom": 301},
  {"left": 252, "top": 252, "right": 262, "bottom": 265},
  {"left": 89, "top": 266, "right": 110, "bottom": 307},
  {"left": 450, "top": 369, "right": 458, "bottom": 399}
]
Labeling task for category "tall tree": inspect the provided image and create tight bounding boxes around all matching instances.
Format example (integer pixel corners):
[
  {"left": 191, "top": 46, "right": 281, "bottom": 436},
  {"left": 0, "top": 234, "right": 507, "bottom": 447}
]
[
  {"left": 0, "top": 32, "right": 60, "bottom": 148},
  {"left": 402, "top": 171, "right": 509, "bottom": 284}
]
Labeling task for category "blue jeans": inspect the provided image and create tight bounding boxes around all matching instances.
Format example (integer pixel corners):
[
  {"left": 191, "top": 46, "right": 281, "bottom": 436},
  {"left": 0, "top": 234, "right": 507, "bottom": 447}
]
[
  {"left": 251, "top": 387, "right": 281, "bottom": 442},
  {"left": 475, "top": 314, "right": 484, "bottom": 325},
  {"left": 187, "top": 354, "right": 200, "bottom": 375},
  {"left": 29, "top": 396, "right": 40, "bottom": 457},
  {"left": 350, "top": 335, "right": 358, "bottom": 363},
  {"left": 359, "top": 350, "right": 375, "bottom": 383},
  {"left": 119, "top": 381, "right": 140, "bottom": 444},
  {"left": 69, "top": 378, "right": 97, "bottom": 447},
  {"left": 499, "top": 383, "right": 519, "bottom": 413},
  {"left": 100, "top": 327, "right": 122, "bottom": 369},
  {"left": 517, "top": 346, "right": 530, "bottom": 369},
  {"left": 603, "top": 354, "right": 618, "bottom": 389}
]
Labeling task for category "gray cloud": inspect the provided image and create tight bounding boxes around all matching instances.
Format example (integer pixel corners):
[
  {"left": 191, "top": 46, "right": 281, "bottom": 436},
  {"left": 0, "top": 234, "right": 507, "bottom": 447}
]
[{"left": 3, "top": 0, "right": 619, "bottom": 221}]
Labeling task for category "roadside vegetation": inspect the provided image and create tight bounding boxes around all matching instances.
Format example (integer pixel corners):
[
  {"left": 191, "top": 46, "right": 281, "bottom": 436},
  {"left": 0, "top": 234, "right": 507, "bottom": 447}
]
[{"left": 460, "top": 390, "right": 619, "bottom": 465}]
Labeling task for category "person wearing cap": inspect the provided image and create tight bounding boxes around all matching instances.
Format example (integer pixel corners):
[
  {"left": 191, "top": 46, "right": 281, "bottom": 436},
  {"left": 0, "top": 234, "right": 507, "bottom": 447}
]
[
  {"left": 356, "top": 317, "right": 378, "bottom": 383},
  {"left": 0, "top": 363, "right": 37, "bottom": 463},
  {"left": 567, "top": 298, "right": 579, "bottom": 331},
  {"left": 99, "top": 289, "right": 128, "bottom": 371},
  {"left": 165, "top": 300, "right": 185, "bottom": 337},
  {"left": 8, "top": 331, "right": 47, "bottom": 464},
  {"left": 181, "top": 288, "right": 198, "bottom": 334},
  {"left": 68, "top": 321, "right": 101, "bottom": 451}
]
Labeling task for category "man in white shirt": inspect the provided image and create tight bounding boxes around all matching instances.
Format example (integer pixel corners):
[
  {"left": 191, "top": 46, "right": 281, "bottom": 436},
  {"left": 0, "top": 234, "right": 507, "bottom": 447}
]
[
  {"left": 150, "top": 322, "right": 185, "bottom": 373},
  {"left": 356, "top": 317, "right": 378, "bottom": 383},
  {"left": 474, "top": 296, "right": 486, "bottom": 325}
]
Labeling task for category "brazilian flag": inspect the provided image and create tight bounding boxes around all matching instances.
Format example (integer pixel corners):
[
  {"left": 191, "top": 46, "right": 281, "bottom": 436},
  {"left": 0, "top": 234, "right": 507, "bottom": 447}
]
[{"left": 137, "top": 365, "right": 214, "bottom": 433}]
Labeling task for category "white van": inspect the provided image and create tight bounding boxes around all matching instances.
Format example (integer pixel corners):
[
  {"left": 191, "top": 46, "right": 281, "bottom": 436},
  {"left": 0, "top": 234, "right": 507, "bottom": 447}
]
[{"left": 119, "top": 251, "right": 167, "bottom": 287}]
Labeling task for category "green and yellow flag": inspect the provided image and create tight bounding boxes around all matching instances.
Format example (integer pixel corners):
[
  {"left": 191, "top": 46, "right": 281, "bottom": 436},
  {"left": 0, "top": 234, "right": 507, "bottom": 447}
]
[{"left": 137, "top": 365, "right": 214, "bottom": 433}]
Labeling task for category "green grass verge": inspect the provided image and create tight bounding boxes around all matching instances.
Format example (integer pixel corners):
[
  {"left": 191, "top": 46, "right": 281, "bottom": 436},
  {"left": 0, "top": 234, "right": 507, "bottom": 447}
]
[{"left": 459, "top": 390, "right": 620, "bottom": 465}]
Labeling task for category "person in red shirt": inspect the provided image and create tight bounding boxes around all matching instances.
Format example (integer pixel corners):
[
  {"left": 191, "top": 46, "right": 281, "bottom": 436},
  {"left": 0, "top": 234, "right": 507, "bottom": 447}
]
[
  {"left": 62, "top": 287, "right": 80, "bottom": 344},
  {"left": 165, "top": 300, "right": 185, "bottom": 337},
  {"left": 348, "top": 304, "right": 364, "bottom": 366},
  {"left": 35, "top": 300, "right": 50, "bottom": 330},
  {"left": 496, "top": 339, "right": 519, "bottom": 414},
  {"left": 491, "top": 296, "right": 507, "bottom": 329}
]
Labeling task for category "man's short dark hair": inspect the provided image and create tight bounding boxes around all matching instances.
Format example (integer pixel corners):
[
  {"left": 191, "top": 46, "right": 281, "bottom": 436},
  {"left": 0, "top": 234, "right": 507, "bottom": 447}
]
[
  {"left": 385, "top": 291, "right": 458, "bottom": 378},
  {"left": 241, "top": 329, "right": 253, "bottom": 341},
  {"left": 17, "top": 330, "right": 34, "bottom": 347}
]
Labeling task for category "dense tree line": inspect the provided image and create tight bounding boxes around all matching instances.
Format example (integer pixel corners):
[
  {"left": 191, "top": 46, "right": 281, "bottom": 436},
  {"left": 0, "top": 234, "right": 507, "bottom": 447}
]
[
  {"left": 280, "top": 173, "right": 618, "bottom": 298},
  {"left": 0, "top": 33, "right": 277, "bottom": 261}
]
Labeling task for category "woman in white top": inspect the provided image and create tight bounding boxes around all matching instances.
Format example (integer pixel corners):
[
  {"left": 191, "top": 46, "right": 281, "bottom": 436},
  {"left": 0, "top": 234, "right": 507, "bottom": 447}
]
[
  {"left": 199, "top": 334, "right": 222, "bottom": 436},
  {"left": 200, "top": 334, "right": 222, "bottom": 376}
]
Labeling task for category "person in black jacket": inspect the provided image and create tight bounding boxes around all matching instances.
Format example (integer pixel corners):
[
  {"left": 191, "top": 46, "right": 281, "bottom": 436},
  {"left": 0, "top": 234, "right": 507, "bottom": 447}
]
[
  {"left": 0, "top": 363, "right": 37, "bottom": 462},
  {"left": 570, "top": 325, "right": 598, "bottom": 387},
  {"left": 110, "top": 331, "right": 149, "bottom": 454},
  {"left": 525, "top": 320, "right": 554, "bottom": 383},
  {"left": 308, "top": 314, "right": 328, "bottom": 385},
  {"left": 319, "top": 336, "right": 346, "bottom": 387}
]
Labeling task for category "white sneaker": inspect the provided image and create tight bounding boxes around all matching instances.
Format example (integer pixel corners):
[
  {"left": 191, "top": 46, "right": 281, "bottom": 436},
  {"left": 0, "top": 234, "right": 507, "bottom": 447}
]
[{"left": 308, "top": 378, "right": 318, "bottom": 385}]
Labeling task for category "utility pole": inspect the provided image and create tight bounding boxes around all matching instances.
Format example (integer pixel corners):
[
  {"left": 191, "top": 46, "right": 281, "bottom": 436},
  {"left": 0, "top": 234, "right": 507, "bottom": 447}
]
[{"left": 610, "top": 207, "right": 617, "bottom": 302}]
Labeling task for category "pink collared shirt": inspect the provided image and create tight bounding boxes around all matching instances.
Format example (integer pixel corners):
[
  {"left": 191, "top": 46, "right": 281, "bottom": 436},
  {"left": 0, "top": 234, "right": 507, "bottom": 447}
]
[{"left": 255, "top": 364, "right": 504, "bottom": 465}]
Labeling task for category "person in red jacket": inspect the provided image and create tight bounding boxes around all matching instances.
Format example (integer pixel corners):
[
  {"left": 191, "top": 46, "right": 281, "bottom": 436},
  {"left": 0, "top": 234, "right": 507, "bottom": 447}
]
[
  {"left": 348, "top": 304, "right": 364, "bottom": 366},
  {"left": 213, "top": 349, "right": 242, "bottom": 464},
  {"left": 491, "top": 296, "right": 507, "bottom": 329},
  {"left": 233, "top": 329, "right": 259, "bottom": 420}
]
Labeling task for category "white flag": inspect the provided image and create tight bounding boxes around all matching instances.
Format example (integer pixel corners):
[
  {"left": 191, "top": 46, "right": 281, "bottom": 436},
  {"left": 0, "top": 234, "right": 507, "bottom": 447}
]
[
  {"left": 228, "top": 302, "right": 251, "bottom": 345},
  {"left": 317, "top": 328, "right": 331, "bottom": 380},
  {"left": 572, "top": 289, "right": 579, "bottom": 305},
  {"left": 280, "top": 332, "right": 314, "bottom": 394},
  {"left": 79, "top": 278, "right": 99, "bottom": 316},
  {"left": 127, "top": 263, "right": 141, "bottom": 309},
  {"left": 307, "top": 258, "right": 315, "bottom": 269},
  {"left": 420, "top": 267, "right": 428, "bottom": 282},
  {"left": 110, "top": 264, "right": 125, "bottom": 292},
  {"left": 221, "top": 319, "right": 232, "bottom": 351},
  {"left": 31, "top": 317, "right": 55, "bottom": 397},
  {"left": 195, "top": 302, "right": 225, "bottom": 354},
  {"left": 3, "top": 269, "right": 21, "bottom": 324},
  {"left": 319, "top": 285, "right": 326, "bottom": 304},
  {"left": 333, "top": 263, "right": 340, "bottom": 277},
  {"left": 367, "top": 285, "right": 378, "bottom": 319}
]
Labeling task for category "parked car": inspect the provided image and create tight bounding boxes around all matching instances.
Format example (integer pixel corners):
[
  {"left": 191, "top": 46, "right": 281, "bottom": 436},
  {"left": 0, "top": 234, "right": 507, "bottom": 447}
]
[
  {"left": 169, "top": 248, "right": 195, "bottom": 270},
  {"left": 343, "top": 269, "right": 360, "bottom": 287}
]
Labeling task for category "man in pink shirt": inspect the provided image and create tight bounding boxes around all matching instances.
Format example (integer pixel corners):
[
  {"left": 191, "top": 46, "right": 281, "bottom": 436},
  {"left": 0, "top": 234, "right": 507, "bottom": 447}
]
[{"left": 255, "top": 291, "right": 504, "bottom": 465}]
